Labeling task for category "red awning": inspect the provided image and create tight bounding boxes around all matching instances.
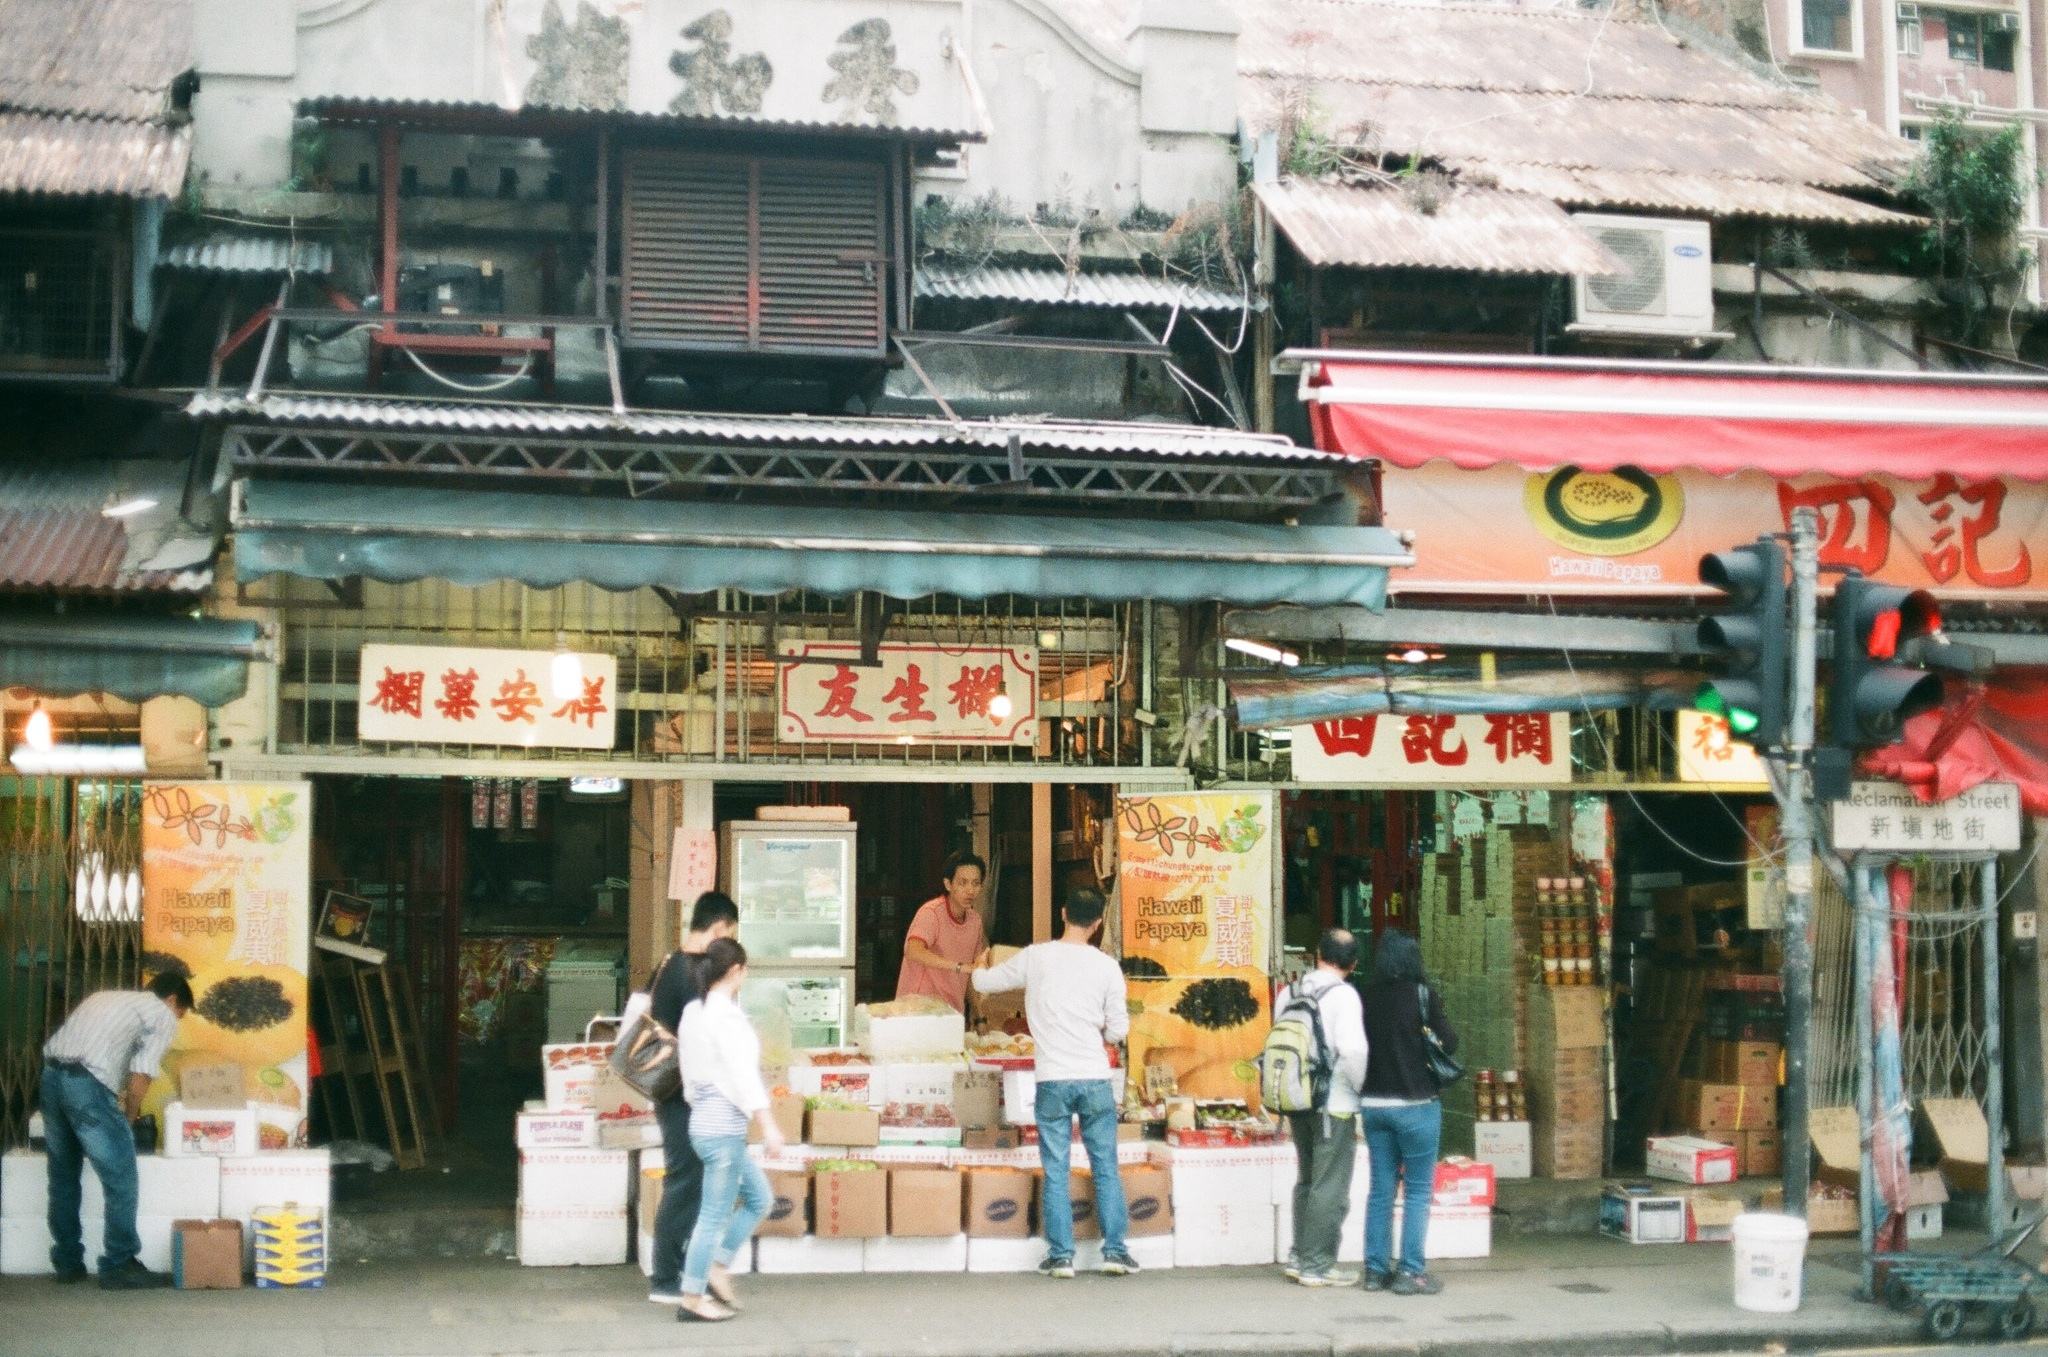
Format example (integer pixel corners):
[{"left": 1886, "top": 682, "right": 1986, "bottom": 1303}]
[{"left": 1297, "top": 351, "right": 2048, "bottom": 481}]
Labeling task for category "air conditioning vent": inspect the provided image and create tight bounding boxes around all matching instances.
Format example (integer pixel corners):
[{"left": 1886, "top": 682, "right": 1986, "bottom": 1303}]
[
  {"left": 1571, "top": 214, "right": 1716, "bottom": 337},
  {"left": 1995, "top": 11, "right": 2021, "bottom": 32},
  {"left": 1898, "top": 2, "right": 1920, "bottom": 20}
]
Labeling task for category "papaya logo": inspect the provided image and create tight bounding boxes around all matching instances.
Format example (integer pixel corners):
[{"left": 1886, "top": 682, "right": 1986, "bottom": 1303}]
[
  {"left": 985, "top": 1198, "right": 1020, "bottom": 1223},
  {"left": 770, "top": 1196, "right": 797, "bottom": 1221},
  {"left": 1524, "top": 466, "right": 1684, "bottom": 557},
  {"left": 1130, "top": 1195, "right": 1162, "bottom": 1222}
]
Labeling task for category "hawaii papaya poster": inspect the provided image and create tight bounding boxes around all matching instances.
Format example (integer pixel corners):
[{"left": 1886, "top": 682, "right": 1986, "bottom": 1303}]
[
  {"left": 1116, "top": 792, "right": 1274, "bottom": 1109},
  {"left": 141, "top": 782, "right": 311, "bottom": 1149}
]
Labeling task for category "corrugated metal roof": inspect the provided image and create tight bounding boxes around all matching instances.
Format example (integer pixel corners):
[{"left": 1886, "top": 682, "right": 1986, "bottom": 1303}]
[
  {"left": 916, "top": 266, "right": 1252, "bottom": 312},
  {"left": 0, "top": 0, "right": 191, "bottom": 123},
  {"left": 0, "top": 465, "right": 216, "bottom": 595},
  {"left": 1479, "top": 164, "right": 1919, "bottom": 228},
  {"left": 1254, "top": 178, "right": 1625, "bottom": 276},
  {"left": 184, "top": 392, "right": 1339, "bottom": 464},
  {"left": 296, "top": 95, "right": 979, "bottom": 143},
  {"left": 1236, "top": 0, "right": 1920, "bottom": 228},
  {"left": 0, "top": 111, "right": 189, "bottom": 198},
  {"left": 160, "top": 233, "right": 336, "bottom": 275}
]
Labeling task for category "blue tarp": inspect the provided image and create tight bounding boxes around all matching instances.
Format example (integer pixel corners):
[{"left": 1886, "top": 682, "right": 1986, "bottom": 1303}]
[{"left": 0, "top": 616, "right": 264, "bottom": 706}]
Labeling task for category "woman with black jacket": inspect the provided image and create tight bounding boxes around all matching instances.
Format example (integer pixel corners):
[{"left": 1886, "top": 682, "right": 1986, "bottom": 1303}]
[{"left": 1358, "top": 930, "right": 1458, "bottom": 1295}]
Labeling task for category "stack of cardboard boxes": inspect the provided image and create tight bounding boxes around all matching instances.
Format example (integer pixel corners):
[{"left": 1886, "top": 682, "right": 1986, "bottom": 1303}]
[{"left": 1526, "top": 984, "right": 1606, "bottom": 1179}]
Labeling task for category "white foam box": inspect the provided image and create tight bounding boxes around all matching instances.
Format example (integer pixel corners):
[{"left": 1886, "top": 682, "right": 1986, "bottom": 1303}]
[
  {"left": 517, "top": 1109, "right": 598, "bottom": 1150},
  {"left": 1, "top": 1215, "right": 176, "bottom": 1274},
  {"left": 2, "top": 1150, "right": 48, "bottom": 1218},
  {"left": 855, "top": 1010, "right": 965, "bottom": 1062},
  {"left": 518, "top": 1148, "right": 631, "bottom": 1211},
  {"left": 788, "top": 1051, "right": 880, "bottom": 1105},
  {"left": 1907, "top": 1203, "right": 1944, "bottom": 1240},
  {"left": 1158, "top": 1146, "right": 1277, "bottom": 1212},
  {"left": 1474, "top": 1121, "right": 1533, "bottom": 1179},
  {"left": 861, "top": 1233, "right": 968, "bottom": 1273},
  {"left": 1, "top": 1217, "right": 52, "bottom": 1274},
  {"left": 637, "top": 1226, "right": 655, "bottom": 1278},
  {"left": 1277, "top": 1168, "right": 1371, "bottom": 1264},
  {"left": 1393, "top": 1203, "right": 1492, "bottom": 1259},
  {"left": 754, "top": 1235, "right": 865, "bottom": 1275},
  {"left": 1172, "top": 1203, "right": 1276, "bottom": 1268},
  {"left": 162, "top": 1102, "right": 258, "bottom": 1158},
  {"left": 515, "top": 1205, "right": 628, "bottom": 1266},
  {"left": 1645, "top": 1135, "right": 1738, "bottom": 1186},
  {"left": 540, "top": 1040, "right": 611, "bottom": 1110},
  {"left": 878, "top": 1060, "right": 966, "bottom": 1107},
  {"left": 966, "top": 1235, "right": 1045, "bottom": 1273},
  {"left": 80, "top": 1154, "right": 223, "bottom": 1221},
  {"left": 1077, "top": 1234, "right": 1175, "bottom": 1271}
]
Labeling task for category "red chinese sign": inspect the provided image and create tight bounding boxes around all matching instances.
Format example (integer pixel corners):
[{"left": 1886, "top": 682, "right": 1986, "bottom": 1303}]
[
  {"left": 357, "top": 644, "right": 618, "bottom": 750},
  {"left": 776, "top": 644, "right": 1037, "bottom": 745},
  {"left": 1290, "top": 712, "right": 1569, "bottom": 785}
]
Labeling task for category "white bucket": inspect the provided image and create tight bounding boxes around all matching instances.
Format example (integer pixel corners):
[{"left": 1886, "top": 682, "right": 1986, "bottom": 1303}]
[{"left": 1731, "top": 1212, "right": 1810, "bottom": 1313}]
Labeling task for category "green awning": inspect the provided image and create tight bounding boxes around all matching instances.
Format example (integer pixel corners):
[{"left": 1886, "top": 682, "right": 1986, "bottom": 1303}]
[
  {"left": 234, "top": 481, "right": 1411, "bottom": 609},
  {"left": 0, "top": 615, "right": 267, "bottom": 707}
]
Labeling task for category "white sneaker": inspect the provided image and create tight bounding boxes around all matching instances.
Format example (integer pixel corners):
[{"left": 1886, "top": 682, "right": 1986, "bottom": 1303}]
[
  {"left": 1297, "top": 1269, "right": 1361, "bottom": 1288},
  {"left": 1281, "top": 1252, "right": 1301, "bottom": 1281},
  {"left": 648, "top": 1287, "right": 686, "bottom": 1305}
]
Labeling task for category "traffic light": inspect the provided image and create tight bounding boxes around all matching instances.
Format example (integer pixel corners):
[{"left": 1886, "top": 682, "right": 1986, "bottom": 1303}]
[
  {"left": 1696, "top": 542, "right": 1788, "bottom": 748},
  {"left": 1826, "top": 576, "right": 1947, "bottom": 750}
]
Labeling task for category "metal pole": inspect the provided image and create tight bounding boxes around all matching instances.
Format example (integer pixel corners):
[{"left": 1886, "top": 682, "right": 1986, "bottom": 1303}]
[
  {"left": 1855, "top": 861, "right": 1877, "bottom": 1298},
  {"left": 1983, "top": 857, "right": 2008, "bottom": 1241},
  {"left": 1780, "top": 507, "right": 1821, "bottom": 1216}
]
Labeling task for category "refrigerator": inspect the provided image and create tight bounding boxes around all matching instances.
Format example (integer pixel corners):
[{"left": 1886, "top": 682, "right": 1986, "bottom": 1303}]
[{"left": 721, "top": 819, "right": 857, "bottom": 1051}]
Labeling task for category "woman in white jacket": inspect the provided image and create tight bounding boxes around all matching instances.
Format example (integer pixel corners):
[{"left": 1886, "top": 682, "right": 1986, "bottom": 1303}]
[{"left": 675, "top": 938, "right": 785, "bottom": 1323}]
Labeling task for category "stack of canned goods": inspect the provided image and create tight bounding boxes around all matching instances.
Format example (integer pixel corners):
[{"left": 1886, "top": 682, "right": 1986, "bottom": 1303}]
[{"left": 1536, "top": 875, "right": 1598, "bottom": 985}]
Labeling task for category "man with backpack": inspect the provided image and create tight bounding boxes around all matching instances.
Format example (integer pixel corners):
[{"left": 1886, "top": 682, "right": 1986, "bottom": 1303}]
[{"left": 1265, "top": 928, "right": 1369, "bottom": 1287}]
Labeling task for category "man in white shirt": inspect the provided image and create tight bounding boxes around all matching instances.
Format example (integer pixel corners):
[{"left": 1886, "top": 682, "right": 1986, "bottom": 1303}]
[
  {"left": 971, "top": 886, "right": 1137, "bottom": 1279},
  {"left": 1278, "top": 929, "right": 1369, "bottom": 1287},
  {"left": 41, "top": 971, "right": 190, "bottom": 1288}
]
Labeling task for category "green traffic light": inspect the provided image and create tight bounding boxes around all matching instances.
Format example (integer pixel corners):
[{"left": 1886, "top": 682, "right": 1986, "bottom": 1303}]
[{"left": 1695, "top": 684, "right": 1761, "bottom": 736}]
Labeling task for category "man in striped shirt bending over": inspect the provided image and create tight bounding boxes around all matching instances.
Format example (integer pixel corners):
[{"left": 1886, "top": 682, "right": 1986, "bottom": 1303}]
[{"left": 41, "top": 971, "right": 191, "bottom": 1288}]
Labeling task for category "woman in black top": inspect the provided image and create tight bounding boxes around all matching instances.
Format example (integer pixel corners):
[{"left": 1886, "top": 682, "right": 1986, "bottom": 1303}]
[{"left": 1358, "top": 930, "right": 1458, "bottom": 1295}]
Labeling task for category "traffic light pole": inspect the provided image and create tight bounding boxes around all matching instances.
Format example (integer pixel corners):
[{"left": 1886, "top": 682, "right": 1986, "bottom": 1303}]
[{"left": 1779, "top": 507, "right": 1821, "bottom": 1216}]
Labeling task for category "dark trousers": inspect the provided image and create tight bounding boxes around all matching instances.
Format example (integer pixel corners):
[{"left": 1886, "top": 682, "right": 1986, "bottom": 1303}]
[
  {"left": 648, "top": 1094, "right": 704, "bottom": 1290},
  {"left": 42, "top": 1063, "right": 140, "bottom": 1275},
  {"left": 1289, "top": 1110, "right": 1359, "bottom": 1276}
]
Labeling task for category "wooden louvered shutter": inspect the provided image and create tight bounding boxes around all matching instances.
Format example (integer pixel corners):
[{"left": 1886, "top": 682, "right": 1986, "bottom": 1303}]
[
  {"left": 622, "top": 149, "right": 887, "bottom": 357},
  {"left": 622, "top": 150, "right": 751, "bottom": 350}
]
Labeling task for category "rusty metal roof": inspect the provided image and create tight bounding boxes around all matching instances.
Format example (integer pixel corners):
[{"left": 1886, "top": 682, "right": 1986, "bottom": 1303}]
[
  {"left": 1237, "top": 0, "right": 1920, "bottom": 229},
  {"left": 0, "top": 464, "right": 217, "bottom": 596},
  {"left": 297, "top": 95, "right": 980, "bottom": 143},
  {"left": 160, "top": 232, "right": 336, "bottom": 275},
  {"left": 185, "top": 391, "right": 1339, "bottom": 463},
  {"left": 917, "top": 266, "right": 1252, "bottom": 312},
  {"left": 0, "top": 0, "right": 192, "bottom": 198},
  {"left": 1254, "top": 178, "right": 1624, "bottom": 276}
]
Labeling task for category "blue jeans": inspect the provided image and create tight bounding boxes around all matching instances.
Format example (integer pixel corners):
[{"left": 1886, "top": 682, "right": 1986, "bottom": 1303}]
[
  {"left": 683, "top": 1131, "right": 769, "bottom": 1295},
  {"left": 1033, "top": 1078, "right": 1127, "bottom": 1260},
  {"left": 1363, "top": 1099, "right": 1442, "bottom": 1278},
  {"left": 42, "top": 1063, "right": 139, "bottom": 1275}
]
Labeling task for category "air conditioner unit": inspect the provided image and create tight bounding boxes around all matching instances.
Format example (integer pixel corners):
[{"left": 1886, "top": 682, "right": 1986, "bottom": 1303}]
[
  {"left": 1898, "top": 2, "right": 1920, "bottom": 20},
  {"left": 1571, "top": 214, "right": 1716, "bottom": 338},
  {"left": 1995, "top": 12, "right": 2021, "bottom": 32}
]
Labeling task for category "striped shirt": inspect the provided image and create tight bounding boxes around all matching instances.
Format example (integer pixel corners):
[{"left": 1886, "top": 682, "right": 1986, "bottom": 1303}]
[{"left": 44, "top": 990, "right": 179, "bottom": 1098}]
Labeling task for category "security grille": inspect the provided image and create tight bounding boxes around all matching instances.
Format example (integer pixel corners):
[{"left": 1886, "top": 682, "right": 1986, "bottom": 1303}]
[{"left": 0, "top": 229, "right": 118, "bottom": 375}]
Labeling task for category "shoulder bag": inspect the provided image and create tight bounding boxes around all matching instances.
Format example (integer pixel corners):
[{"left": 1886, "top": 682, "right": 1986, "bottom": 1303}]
[
  {"left": 608, "top": 952, "right": 684, "bottom": 1103},
  {"left": 1417, "top": 982, "right": 1465, "bottom": 1088}
]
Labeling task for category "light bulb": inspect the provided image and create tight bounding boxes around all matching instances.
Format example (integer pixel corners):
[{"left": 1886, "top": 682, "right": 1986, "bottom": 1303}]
[
  {"left": 550, "top": 642, "right": 582, "bottom": 700},
  {"left": 989, "top": 693, "right": 1014, "bottom": 720},
  {"left": 25, "top": 706, "right": 53, "bottom": 751}
]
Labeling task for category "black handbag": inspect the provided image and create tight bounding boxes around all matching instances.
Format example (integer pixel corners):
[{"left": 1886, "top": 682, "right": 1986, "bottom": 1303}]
[
  {"left": 1418, "top": 982, "right": 1465, "bottom": 1088},
  {"left": 608, "top": 953, "right": 683, "bottom": 1103}
]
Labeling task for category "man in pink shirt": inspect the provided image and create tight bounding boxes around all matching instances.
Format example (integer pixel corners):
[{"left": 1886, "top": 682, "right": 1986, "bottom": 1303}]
[{"left": 894, "top": 851, "right": 987, "bottom": 1012}]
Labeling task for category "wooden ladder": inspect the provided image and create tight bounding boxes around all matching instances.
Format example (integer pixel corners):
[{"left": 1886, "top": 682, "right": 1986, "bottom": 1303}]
[
  {"left": 309, "top": 950, "right": 372, "bottom": 1143},
  {"left": 352, "top": 958, "right": 432, "bottom": 1170}
]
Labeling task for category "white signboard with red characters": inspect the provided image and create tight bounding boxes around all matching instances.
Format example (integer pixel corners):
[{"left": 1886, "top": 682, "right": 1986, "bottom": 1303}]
[
  {"left": 1675, "top": 709, "right": 1770, "bottom": 787},
  {"left": 357, "top": 644, "right": 618, "bottom": 749},
  {"left": 776, "top": 643, "right": 1036, "bottom": 745},
  {"left": 1289, "top": 712, "right": 1571, "bottom": 785}
]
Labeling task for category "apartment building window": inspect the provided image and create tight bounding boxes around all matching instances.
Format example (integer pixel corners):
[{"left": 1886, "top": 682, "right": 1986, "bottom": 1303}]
[
  {"left": 1943, "top": 12, "right": 2019, "bottom": 70},
  {"left": 1899, "top": 13, "right": 1924, "bottom": 55},
  {"left": 1799, "top": 0, "right": 1858, "bottom": 52},
  {"left": 1949, "top": 12, "right": 1983, "bottom": 61}
]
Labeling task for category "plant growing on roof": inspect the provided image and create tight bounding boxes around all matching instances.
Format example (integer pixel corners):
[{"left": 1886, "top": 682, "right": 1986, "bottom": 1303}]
[{"left": 1901, "top": 109, "right": 2039, "bottom": 344}]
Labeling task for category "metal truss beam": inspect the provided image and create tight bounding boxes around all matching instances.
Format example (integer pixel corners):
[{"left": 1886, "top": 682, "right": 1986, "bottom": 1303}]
[{"left": 223, "top": 425, "right": 1337, "bottom": 512}]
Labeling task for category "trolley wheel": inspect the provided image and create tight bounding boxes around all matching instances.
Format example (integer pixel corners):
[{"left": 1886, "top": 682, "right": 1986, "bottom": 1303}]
[
  {"left": 1924, "top": 1300, "right": 1966, "bottom": 1342},
  {"left": 1996, "top": 1300, "right": 2036, "bottom": 1341},
  {"left": 1884, "top": 1276, "right": 1918, "bottom": 1312}
]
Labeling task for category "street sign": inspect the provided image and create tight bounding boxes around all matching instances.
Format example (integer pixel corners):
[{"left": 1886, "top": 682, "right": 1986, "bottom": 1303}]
[{"left": 1829, "top": 780, "right": 2021, "bottom": 855}]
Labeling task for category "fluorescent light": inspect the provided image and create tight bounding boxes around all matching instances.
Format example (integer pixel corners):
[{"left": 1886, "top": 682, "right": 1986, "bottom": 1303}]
[
  {"left": 1398, "top": 647, "right": 1429, "bottom": 664},
  {"left": 549, "top": 638, "right": 583, "bottom": 700},
  {"left": 10, "top": 745, "right": 147, "bottom": 775},
  {"left": 988, "top": 692, "right": 1014, "bottom": 720},
  {"left": 1224, "top": 637, "right": 1300, "bottom": 668},
  {"left": 568, "top": 776, "right": 625, "bottom": 796},
  {"left": 101, "top": 496, "right": 159, "bottom": 519},
  {"left": 25, "top": 705, "right": 53, "bottom": 751}
]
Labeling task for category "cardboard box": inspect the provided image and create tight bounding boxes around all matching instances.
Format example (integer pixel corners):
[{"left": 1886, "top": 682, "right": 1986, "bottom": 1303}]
[
  {"left": 516, "top": 1109, "right": 598, "bottom": 1150},
  {"left": 754, "top": 1235, "right": 865, "bottom": 1274},
  {"left": 1532, "top": 1123, "right": 1604, "bottom": 1179},
  {"left": 807, "top": 1106, "right": 882, "bottom": 1148},
  {"left": 1681, "top": 1080, "right": 1777, "bottom": 1134},
  {"left": 861, "top": 1233, "right": 968, "bottom": 1272},
  {"left": 960, "top": 1126, "right": 1022, "bottom": 1151},
  {"left": 637, "top": 1166, "right": 663, "bottom": 1235},
  {"left": 1704, "top": 1040, "right": 1781, "bottom": 1087},
  {"left": 172, "top": 1219, "right": 242, "bottom": 1288},
  {"left": 1429, "top": 1157, "right": 1497, "bottom": 1208},
  {"left": 162, "top": 1102, "right": 257, "bottom": 1158},
  {"left": 1921, "top": 1097, "right": 1990, "bottom": 1193},
  {"left": 758, "top": 1168, "right": 809, "bottom": 1238},
  {"left": 1762, "top": 1185, "right": 1859, "bottom": 1235},
  {"left": 540, "top": 1040, "right": 610, "bottom": 1110},
  {"left": 1739, "top": 1129, "right": 1782, "bottom": 1178},
  {"left": 1066, "top": 1171, "right": 1102, "bottom": 1241},
  {"left": 1646, "top": 1136, "right": 1738, "bottom": 1186},
  {"left": 756, "top": 1091, "right": 805, "bottom": 1147},
  {"left": 1599, "top": 1186, "right": 1688, "bottom": 1244},
  {"left": 1684, "top": 1192, "right": 1744, "bottom": 1243},
  {"left": 1532, "top": 1081, "right": 1606, "bottom": 1123},
  {"left": 178, "top": 1061, "right": 245, "bottom": 1110},
  {"left": 964, "top": 1167, "right": 1033, "bottom": 1238},
  {"left": 515, "top": 1205, "right": 629, "bottom": 1266},
  {"left": 969, "top": 946, "right": 1026, "bottom": 1031},
  {"left": 1122, "top": 1163, "right": 1174, "bottom": 1237},
  {"left": 518, "top": 1149, "right": 630, "bottom": 1212},
  {"left": 953, "top": 1070, "right": 1003, "bottom": 1131},
  {"left": 889, "top": 1167, "right": 963, "bottom": 1237},
  {"left": 813, "top": 1166, "right": 888, "bottom": 1238},
  {"left": 1809, "top": 1104, "right": 1861, "bottom": 1190},
  {"left": 1527, "top": 984, "right": 1605, "bottom": 1051},
  {"left": 2007, "top": 1162, "right": 2047, "bottom": 1201},
  {"left": 1474, "top": 1120, "right": 1533, "bottom": 1179}
]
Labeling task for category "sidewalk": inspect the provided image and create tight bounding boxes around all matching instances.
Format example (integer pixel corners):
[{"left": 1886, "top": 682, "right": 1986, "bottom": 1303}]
[{"left": 1, "top": 1234, "right": 1938, "bottom": 1357}]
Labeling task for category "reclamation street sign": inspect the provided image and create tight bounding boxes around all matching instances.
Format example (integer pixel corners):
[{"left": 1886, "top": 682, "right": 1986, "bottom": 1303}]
[{"left": 1830, "top": 780, "right": 2021, "bottom": 855}]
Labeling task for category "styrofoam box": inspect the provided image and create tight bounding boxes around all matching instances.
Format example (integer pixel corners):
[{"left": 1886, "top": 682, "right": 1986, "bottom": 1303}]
[
  {"left": 1277, "top": 1169, "right": 1371, "bottom": 1264},
  {"left": 788, "top": 1054, "right": 878, "bottom": 1106},
  {"left": 519, "top": 1149, "right": 631, "bottom": 1211},
  {"left": 856, "top": 1010, "right": 966, "bottom": 1062},
  {"left": 517, "top": 1109, "right": 598, "bottom": 1150},
  {"left": 1907, "top": 1203, "right": 1944, "bottom": 1241},
  {"left": 1645, "top": 1135, "right": 1738, "bottom": 1186},
  {"left": 1076, "top": 1234, "right": 1174, "bottom": 1271},
  {"left": 754, "top": 1235, "right": 865, "bottom": 1275},
  {"left": 1474, "top": 1121, "right": 1533, "bottom": 1180},
  {"left": 966, "top": 1235, "right": 1045, "bottom": 1274},
  {"left": 1394, "top": 1203, "right": 1492, "bottom": 1260},
  {"left": 878, "top": 1061, "right": 965, "bottom": 1107},
  {"left": 7, "top": 1152, "right": 223, "bottom": 1223},
  {"left": 1, "top": 1214, "right": 176, "bottom": 1275},
  {"left": 1172, "top": 1203, "right": 1277, "bottom": 1268},
  {"left": 161, "top": 1103, "right": 258, "bottom": 1158},
  {"left": 3, "top": 1150, "right": 48, "bottom": 1218},
  {"left": 861, "top": 1234, "right": 968, "bottom": 1273},
  {"left": 515, "top": 1206, "right": 628, "bottom": 1266},
  {"left": 637, "top": 1227, "right": 655, "bottom": 1279},
  {"left": 1160, "top": 1147, "right": 1278, "bottom": 1212}
]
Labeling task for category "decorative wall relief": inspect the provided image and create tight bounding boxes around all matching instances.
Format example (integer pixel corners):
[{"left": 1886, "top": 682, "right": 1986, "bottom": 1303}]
[
  {"left": 669, "top": 9, "right": 774, "bottom": 116},
  {"left": 525, "top": 0, "right": 631, "bottom": 111},
  {"left": 823, "top": 19, "right": 919, "bottom": 121}
]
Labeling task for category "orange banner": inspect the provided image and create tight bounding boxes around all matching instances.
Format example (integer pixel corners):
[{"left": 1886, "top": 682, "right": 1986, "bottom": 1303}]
[{"left": 1382, "top": 463, "right": 2048, "bottom": 599}]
